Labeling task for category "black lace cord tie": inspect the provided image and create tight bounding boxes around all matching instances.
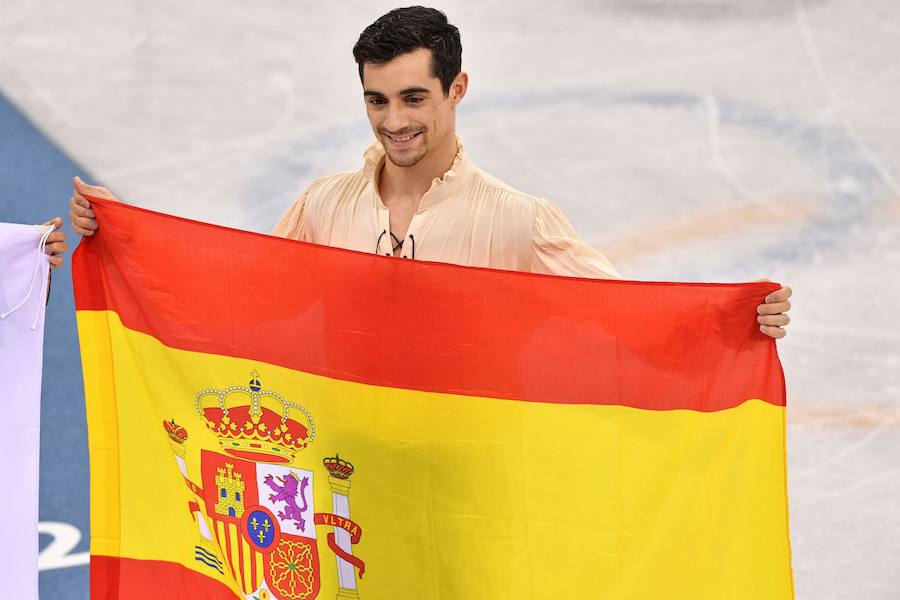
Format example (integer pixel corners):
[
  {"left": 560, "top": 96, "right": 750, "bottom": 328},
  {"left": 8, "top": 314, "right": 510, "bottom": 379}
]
[
  {"left": 375, "top": 229, "right": 389, "bottom": 256},
  {"left": 375, "top": 229, "right": 416, "bottom": 259}
]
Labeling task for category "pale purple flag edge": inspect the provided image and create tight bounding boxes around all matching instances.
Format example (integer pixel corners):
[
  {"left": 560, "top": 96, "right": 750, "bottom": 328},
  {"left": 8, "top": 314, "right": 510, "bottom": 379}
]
[{"left": 0, "top": 222, "right": 53, "bottom": 599}]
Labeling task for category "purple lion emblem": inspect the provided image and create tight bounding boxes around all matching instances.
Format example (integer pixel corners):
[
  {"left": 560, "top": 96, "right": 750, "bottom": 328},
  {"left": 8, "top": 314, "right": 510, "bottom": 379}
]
[{"left": 263, "top": 472, "right": 310, "bottom": 531}]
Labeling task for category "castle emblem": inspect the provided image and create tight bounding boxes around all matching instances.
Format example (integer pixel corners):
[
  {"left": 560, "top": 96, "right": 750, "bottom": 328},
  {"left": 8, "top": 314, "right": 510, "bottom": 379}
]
[{"left": 163, "top": 372, "right": 365, "bottom": 600}]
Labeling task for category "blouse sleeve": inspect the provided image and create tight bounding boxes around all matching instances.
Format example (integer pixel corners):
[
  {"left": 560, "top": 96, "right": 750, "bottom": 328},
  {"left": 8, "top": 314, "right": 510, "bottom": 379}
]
[
  {"left": 531, "top": 198, "right": 621, "bottom": 279},
  {"left": 271, "top": 185, "right": 313, "bottom": 241}
]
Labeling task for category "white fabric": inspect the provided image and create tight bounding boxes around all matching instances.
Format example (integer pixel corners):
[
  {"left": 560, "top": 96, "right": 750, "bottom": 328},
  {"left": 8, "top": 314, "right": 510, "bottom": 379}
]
[{"left": 0, "top": 222, "right": 52, "bottom": 600}]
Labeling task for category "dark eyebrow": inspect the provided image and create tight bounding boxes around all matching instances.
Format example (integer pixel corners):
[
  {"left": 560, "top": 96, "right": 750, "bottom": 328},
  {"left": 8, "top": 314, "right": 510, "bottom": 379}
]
[{"left": 363, "top": 87, "right": 431, "bottom": 97}]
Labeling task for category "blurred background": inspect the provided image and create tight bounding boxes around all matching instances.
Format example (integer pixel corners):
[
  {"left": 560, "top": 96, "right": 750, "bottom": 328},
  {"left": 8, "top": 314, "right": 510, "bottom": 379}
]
[{"left": 0, "top": 1, "right": 897, "bottom": 598}]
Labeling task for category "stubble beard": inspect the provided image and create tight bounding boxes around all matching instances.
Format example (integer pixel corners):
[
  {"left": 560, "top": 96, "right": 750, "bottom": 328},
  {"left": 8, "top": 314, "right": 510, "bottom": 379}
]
[{"left": 382, "top": 131, "right": 428, "bottom": 168}]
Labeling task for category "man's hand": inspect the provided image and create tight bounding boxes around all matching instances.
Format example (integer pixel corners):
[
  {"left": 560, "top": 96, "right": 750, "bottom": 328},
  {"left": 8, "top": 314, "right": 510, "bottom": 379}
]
[
  {"left": 41, "top": 217, "right": 67, "bottom": 268},
  {"left": 69, "top": 176, "right": 119, "bottom": 236},
  {"left": 757, "top": 284, "right": 792, "bottom": 339}
]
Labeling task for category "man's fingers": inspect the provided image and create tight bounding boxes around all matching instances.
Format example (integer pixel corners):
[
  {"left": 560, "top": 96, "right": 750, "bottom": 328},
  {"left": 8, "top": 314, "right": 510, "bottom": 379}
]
[
  {"left": 755, "top": 283, "right": 792, "bottom": 339},
  {"left": 46, "top": 241, "right": 68, "bottom": 256},
  {"left": 72, "top": 220, "right": 97, "bottom": 235},
  {"left": 75, "top": 216, "right": 98, "bottom": 230},
  {"left": 38, "top": 221, "right": 67, "bottom": 267},
  {"left": 70, "top": 177, "right": 118, "bottom": 240},
  {"left": 72, "top": 225, "right": 96, "bottom": 237},
  {"left": 69, "top": 191, "right": 99, "bottom": 237},
  {"left": 72, "top": 219, "right": 98, "bottom": 232},
  {"left": 758, "top": 300, "right": 791, "bottom": 315},
  {"left": 765, "top": 285, "right": 792, "bottom": 303},
  {"left": 71, "top": 194, "right": 92, "bottom": 210},
  {"left": 758, "top": 313, "right": 790, "bottom": 327},
  {"left": 760, "top": 325, "right": 787, "bottom": 339},
  {"left": 41, "top": 226, "right": 68, "bottom": 256},
  {"left": 46, "top": 238, "right": 68, "bottom": 253},
  {"left": 69, "top": 211, "right": 98, "bottom": 235},
  {"left": 70, "top": 199, "right": 95, "bottom": 218}
]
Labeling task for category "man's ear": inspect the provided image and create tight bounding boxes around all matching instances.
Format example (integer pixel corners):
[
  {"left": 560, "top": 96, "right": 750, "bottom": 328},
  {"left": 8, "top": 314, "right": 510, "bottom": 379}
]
[{"left": 450, "top": 71, "right": 468, "bottom": 106}]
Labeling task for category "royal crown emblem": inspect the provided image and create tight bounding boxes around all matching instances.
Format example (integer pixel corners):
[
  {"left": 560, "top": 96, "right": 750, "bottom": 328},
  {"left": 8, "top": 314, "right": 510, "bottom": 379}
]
[
  {"left": 323, "top": 455, "right": 354, "bottom": 480},
  {"left": 163, "top": 419, "right": 189, "bottom": 444},
  {"left": 195, "top": 371, "right": 315, "bottom": 464}
]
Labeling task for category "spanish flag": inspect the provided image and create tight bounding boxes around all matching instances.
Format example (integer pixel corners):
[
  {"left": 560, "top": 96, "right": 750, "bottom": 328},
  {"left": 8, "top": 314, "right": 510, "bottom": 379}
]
[{"left": 74, "top": 199, "right": 793, "bottom": 599}]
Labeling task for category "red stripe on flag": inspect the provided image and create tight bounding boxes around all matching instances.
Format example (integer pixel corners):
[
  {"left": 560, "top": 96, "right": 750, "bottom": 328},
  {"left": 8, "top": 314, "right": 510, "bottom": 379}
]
[
  {"left": 236, "top": 526, "right": 246, "bottom": 590},
  {"left": 73, "top": 198, "right": 785, "bottom": 412},
  {"left": 90, "top": 555, "right": 240, "bottom": 599}
]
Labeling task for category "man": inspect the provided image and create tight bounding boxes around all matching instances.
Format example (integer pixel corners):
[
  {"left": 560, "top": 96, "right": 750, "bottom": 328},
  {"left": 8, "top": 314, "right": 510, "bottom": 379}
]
[{"left": 69, "top": 7, "right": 791, "bottom": 337}]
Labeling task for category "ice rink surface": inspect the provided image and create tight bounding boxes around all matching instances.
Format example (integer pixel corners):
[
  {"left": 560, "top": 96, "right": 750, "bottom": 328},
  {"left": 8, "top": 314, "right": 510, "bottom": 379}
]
[{"left": 1, "top": 0, "right": 898, "bottom": 598}]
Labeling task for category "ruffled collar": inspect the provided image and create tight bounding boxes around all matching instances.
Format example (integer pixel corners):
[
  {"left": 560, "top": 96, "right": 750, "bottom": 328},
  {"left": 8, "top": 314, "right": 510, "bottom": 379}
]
[{"left": 363, "top": 137, "right": 472, "bottom": 210}]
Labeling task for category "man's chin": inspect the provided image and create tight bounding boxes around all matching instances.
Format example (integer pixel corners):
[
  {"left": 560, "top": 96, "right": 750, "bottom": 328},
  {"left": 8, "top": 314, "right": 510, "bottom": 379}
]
[{"left": 385, "top": 148, "right": 427, "bottom": 168}]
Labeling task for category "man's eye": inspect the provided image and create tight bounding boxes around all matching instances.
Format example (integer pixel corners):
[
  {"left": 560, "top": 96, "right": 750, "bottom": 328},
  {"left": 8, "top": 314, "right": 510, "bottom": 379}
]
[
  {"left": 368, "top": 97, "right": 386, "bottom": 106},
  {"left": 406, "top": 96, "right": 424, "bottom": 104}
]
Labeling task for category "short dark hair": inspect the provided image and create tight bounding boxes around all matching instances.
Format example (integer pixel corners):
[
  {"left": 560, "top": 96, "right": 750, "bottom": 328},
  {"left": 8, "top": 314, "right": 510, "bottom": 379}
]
[{"left": 352, "top": 6, "right": 462, "bottom": 95}]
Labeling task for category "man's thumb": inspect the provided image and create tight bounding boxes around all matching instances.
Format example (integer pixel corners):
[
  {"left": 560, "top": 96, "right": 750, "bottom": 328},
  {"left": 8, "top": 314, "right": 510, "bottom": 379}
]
[{"left": 73, "top": 176, "right": 108, "bottom": 198}]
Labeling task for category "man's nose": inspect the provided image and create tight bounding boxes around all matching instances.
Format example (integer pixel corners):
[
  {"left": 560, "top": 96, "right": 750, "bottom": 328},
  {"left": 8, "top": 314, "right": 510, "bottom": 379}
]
[{"left": 383, "top": 103, "right": 410, "bottom": 132}]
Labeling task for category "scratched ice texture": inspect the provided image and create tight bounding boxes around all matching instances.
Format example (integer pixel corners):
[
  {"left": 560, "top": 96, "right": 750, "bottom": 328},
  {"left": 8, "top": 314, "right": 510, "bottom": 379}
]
[{"left": 1, "top": 1, "right": 897, "bottom": 598}]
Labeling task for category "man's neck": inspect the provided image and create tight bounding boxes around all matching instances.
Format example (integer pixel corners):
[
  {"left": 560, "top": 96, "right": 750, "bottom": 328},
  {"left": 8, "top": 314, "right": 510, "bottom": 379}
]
[{"left": 379, "top": 135, "right": 458, "bottom": 206}]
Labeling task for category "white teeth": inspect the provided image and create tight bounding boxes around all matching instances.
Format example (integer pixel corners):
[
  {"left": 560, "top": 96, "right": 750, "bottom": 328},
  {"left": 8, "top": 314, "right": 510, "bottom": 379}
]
[{"left": 389, "top": 133, "right": 418, "bottom": 142}]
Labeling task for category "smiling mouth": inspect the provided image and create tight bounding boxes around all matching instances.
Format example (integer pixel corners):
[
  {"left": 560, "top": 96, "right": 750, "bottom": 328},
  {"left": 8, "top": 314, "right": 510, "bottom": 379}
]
[{"left": 384, "top": 131, "right": 423, "bottom": 145}]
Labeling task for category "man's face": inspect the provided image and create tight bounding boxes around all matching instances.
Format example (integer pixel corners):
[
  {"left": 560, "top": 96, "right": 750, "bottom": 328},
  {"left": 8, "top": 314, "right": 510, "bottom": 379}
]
[{"left": 362, "top": 48, "right": 462, "bottom": 168}]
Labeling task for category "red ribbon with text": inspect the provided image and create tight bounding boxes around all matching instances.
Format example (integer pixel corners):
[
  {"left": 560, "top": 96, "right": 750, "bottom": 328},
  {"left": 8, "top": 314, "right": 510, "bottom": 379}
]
[{"left": 315, "top": 513, "right": 366, "bottom": 578}]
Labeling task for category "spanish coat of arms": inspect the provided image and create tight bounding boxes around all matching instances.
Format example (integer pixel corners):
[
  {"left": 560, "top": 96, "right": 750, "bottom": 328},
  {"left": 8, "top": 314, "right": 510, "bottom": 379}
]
[{"left": 162, "top": 372, "right": 365, "bottom": 600}]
